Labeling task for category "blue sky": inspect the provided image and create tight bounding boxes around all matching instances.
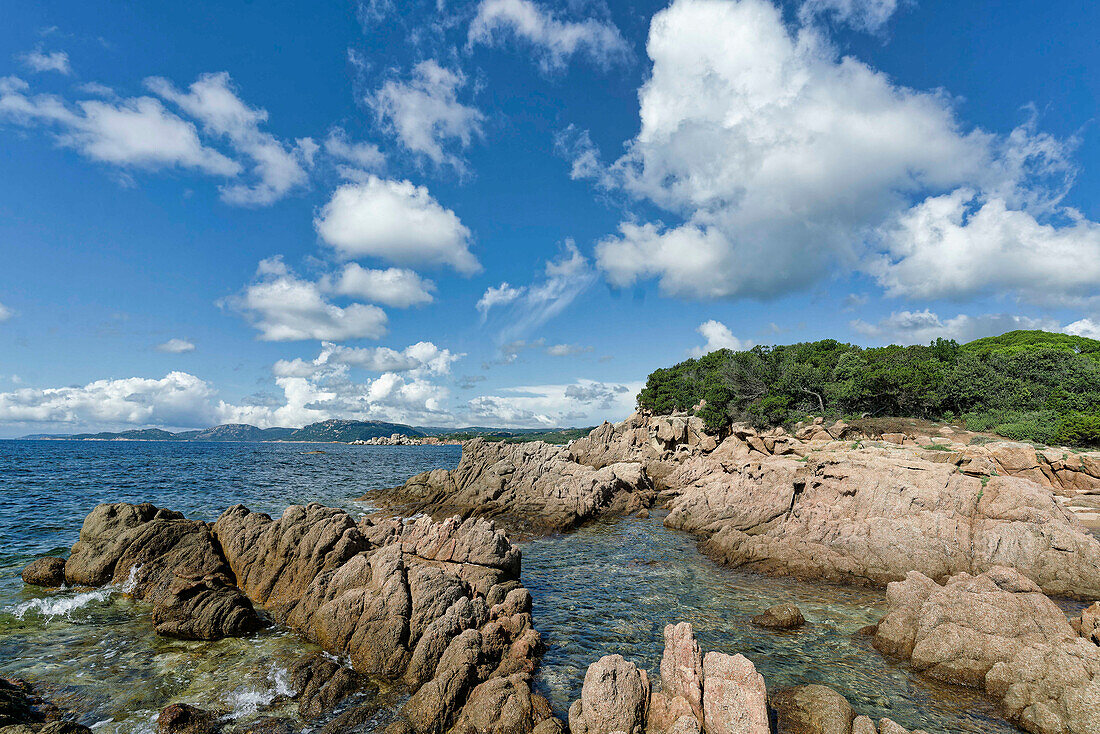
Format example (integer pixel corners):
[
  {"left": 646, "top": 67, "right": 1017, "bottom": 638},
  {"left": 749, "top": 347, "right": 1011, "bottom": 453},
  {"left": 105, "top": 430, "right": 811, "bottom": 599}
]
[{"left": 0, "top": 0, "right": 1097, "bottom": 436}]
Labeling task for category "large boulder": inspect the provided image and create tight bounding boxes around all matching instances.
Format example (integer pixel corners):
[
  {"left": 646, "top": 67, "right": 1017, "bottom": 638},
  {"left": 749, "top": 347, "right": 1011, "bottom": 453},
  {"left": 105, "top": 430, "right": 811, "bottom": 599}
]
[
  {"left": 568, "top": 656, "right": 649, "bottom": 734},
  {"left": 770, "top": 685, "right": 854, "bottom": 734},
  {"left": 701, "top": 652, "right": 769, "bottom": 734},
  {"left": 873, "top": 566, "right": 1100, "bottom": 734},
  {"left": 20, "top": 558, "right": 65, "bottom": 588},
  {"left": 56, "top": 502, "right": 260, "bottom": 640}
]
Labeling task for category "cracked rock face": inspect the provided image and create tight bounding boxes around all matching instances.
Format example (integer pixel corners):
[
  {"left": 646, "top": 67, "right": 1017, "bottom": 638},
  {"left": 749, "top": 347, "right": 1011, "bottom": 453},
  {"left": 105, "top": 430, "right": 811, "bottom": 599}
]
[
  {"left": 58, "top": 502, "right": 262, "bottom": 641},
  {"left": 212, "top": 503, "right": 553, "bottom": 734},
  {"left": 666, "top": 449, "right": 1100, "bottom": 600},
  {"left": 873, "top": 566, "right": 1100, "bottom": 734},
  {"left": 373, "top": 439, "right": 656, "bottom": 534}
]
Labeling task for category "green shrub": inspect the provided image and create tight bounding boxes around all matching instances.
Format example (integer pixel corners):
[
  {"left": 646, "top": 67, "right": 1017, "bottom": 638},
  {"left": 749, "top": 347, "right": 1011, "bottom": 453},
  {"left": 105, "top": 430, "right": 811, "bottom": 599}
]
[{"left": 1057, "top": 413, "right": 1100, "bottom": 447}]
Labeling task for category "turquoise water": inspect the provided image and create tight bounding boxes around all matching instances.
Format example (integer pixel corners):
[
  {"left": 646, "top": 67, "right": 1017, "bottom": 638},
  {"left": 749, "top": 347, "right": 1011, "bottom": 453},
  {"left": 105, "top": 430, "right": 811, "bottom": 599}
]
[{"left": 0, "top": 440, "right": 1020, "bottom": 733}]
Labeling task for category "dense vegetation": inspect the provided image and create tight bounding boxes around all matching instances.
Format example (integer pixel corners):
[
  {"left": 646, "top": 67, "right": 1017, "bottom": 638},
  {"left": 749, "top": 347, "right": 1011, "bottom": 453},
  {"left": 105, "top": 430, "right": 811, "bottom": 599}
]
[
  {"left": 439, "top": 427, "right": 595, "bottom": 444},
  {"left": 638, "top": 330, "right": 1100, "bottom": 447}
]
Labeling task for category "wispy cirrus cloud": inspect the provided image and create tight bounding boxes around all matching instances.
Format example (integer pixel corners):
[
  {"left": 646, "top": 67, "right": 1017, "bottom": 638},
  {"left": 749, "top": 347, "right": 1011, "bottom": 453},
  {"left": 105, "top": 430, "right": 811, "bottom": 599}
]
[{"left": 468, "top": 0, "right": 630, "bottom": 71}]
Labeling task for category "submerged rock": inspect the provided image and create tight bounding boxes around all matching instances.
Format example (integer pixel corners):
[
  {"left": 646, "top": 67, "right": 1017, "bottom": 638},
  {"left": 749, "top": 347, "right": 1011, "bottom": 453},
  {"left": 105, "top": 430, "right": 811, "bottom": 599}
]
[
  {"left": 157, "top": 703, "right": 220, "bottom": 734},
  {"left": 873, "top": 566, "right": 1100, "bottom": 734},
  {"left": 0, "top": 678, "right": 89, "bottom": 733},
  {"left": 750, "top": 603, "right": 805, "bottom": 630},
  {"left": 20, "top": 558, "right": 66, "bottom": 588}
]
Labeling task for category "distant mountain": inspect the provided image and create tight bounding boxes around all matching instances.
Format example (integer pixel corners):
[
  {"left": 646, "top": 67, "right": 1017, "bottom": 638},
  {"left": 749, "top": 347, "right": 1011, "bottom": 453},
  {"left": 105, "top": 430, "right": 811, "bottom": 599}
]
[
  {"left": 186, "top": 424, "right": 297, "bottom": 442},
  {"left": 19, "top": 420, "right": 423, "bottom": 443}
]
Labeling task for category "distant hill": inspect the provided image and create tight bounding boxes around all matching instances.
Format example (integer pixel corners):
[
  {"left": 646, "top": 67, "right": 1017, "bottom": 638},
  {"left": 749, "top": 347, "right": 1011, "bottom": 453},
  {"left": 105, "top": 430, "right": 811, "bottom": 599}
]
[
  {"left": 186, "top": 424, "right": 297, "bottom": 442},
  {"left": 284, "top": 419, "right": 425, "bottom": 442},
  {"left": 20, "top": 419, "right": 423, "bottom": 443}
]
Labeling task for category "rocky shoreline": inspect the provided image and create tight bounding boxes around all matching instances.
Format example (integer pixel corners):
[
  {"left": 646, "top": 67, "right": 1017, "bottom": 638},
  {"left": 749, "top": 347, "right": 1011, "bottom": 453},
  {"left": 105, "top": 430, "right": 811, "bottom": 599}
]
[{"left": 15, "top": 413, "right": 1100, "bottom": 734}]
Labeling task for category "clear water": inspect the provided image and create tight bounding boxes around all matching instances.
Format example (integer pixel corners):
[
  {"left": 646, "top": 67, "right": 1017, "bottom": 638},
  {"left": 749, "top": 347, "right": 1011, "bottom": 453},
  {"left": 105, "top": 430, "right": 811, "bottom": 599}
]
[{"left": 0, "top": 440, "right": 1024, "bottom": 733}]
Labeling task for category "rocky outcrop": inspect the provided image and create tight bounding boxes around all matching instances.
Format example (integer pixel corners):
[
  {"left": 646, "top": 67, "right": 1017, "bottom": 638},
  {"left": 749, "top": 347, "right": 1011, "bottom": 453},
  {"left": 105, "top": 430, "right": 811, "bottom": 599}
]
[
  {"left": 873, "top": 566, "right": 1100, "bottom": 734},
  {"left": 569, "top": 623, "right": 934, "bottom": 734},
  {"left": 34, "top": 501, "right": 552, "bottom": 734},
  {"left": 212, "top": 503, "right": 554, "bottom": 734},
  {"left": 665, "top": 443, "right": 1100, "bottom": 600},
  {"left": 22, "top": 503, "right": 263, "bottom": 640},
  {"left": 373, "top": 439, "right": 656, "bottom": 533}
]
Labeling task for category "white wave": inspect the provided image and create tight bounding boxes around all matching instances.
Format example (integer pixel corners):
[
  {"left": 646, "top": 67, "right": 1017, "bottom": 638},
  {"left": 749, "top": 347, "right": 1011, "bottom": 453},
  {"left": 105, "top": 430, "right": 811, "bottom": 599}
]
[
  {"left": 7, "top": 564, "right": 142, "bottom": 622},
  {"left": 223, "top": 664, "right": 295, "bottom": 719}
]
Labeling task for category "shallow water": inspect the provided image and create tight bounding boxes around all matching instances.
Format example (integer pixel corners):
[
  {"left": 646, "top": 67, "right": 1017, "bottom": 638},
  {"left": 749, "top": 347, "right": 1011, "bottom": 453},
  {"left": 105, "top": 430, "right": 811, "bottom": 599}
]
[{"left": 0, "top": 440, "right": 1028, "bottom": 732}]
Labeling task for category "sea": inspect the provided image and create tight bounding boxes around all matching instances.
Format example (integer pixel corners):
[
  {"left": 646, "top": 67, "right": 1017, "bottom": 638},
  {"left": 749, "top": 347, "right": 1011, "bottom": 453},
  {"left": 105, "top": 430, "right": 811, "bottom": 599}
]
[{"left": 0, "top": 439, "right": 1023, "bottom": 733}]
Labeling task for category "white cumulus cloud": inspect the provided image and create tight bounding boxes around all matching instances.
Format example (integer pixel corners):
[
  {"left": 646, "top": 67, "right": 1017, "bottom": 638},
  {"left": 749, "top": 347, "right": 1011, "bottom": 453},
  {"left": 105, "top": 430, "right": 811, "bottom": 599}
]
[
  {"left": 690, "top": 319, "right": 752, "bottom": 356},
  {"left": 464, "top": 378, "right": 640, "bottom": 427},
  {"left": 227, "top": 257, "right": 388, "bottom": 342},
  {"left": 477, "top": 282, "right": 525, "bottom": 319},
  {"left": 156, "top": 338, "right": 196, "bottom": 353},
  {"left": 0, "top": 76, "right": 240, "bottom": 175},
  {"left": 1064, "top": 319, "right": 1100, "bottom": 341},
  {"left": 325, "top": 264, "right": 435, "bottom": 308},
  {"left": 147, "top": 72, "right": 313, "bottom": 206},
  {"left": 0, "top": 372, "right": 218, "bottom": 428},
  {"left": 850, "top": 310, "right": 1060, "bottom": 345},
  {"left": 315, "top": 176, "right": 480, "bottom": 274},
  {"left": 578, "top": 0, "right": 1094, "bottom": 306},
  {"left": 0, "top": 302, "right": 13, "bottom": 322},
  {"left": 369, "top": 60, "right": 483, "bottom": 170},
  {"left": 468, "top": 0, "right": 631, "bottom": 71}
]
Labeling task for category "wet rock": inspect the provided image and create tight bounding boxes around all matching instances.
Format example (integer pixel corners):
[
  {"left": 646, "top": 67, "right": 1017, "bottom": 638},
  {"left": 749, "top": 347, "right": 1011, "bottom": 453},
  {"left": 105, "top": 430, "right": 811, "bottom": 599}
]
[
  {"left": 288, "top": 654, "right": 366, "bottom": 719},
  {"left": 701, "top": 652, "right": 768, "bottom": 734},
  {"left": 61, "top": 502, "right": 261, "bottom": 640},
  {"left": 770, "top": 684, "right": 854, "bottom": 734},
  {"left": 157, "top": 703, "right": 220, "bottom": 734},
  {"left": 152, "top": 574, "right": 262, "bottom": 640},
  {"left": 0, "top": 678, "right": 85, "bottom": 732},
  {"left": 373, "top": 438, "right": 656, "bottom": 534},
  {"left": 659, "top": 623, "right": 703, "bottom": 722},
  {"left": 318, "top": 703, "right": 383, "bottom": 734},
  {"left": 873, "top": 566, "right": 1100, "bottom": 734},
  {"left": 568, "top": 655, "right": 649, "bottom": 734},
  {"left": 750, "top": 603, "right": 805, "bottom": 630},
  {"left": 226, "top": 719, "right": 296, "bottom": 734},
  {"left": 21, "top": 558, "right": 66, "bottom": 588}
]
